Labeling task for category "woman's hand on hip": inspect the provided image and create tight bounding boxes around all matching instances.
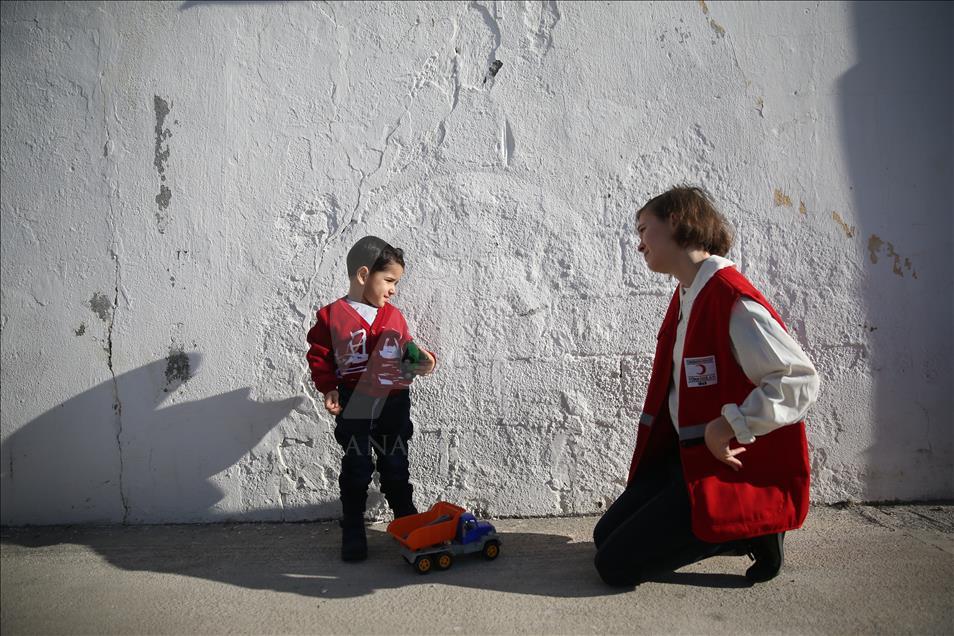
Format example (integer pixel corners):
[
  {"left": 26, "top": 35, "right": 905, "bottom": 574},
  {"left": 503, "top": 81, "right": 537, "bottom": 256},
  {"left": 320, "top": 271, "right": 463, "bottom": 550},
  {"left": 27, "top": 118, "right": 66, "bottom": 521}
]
[{"left": 704, "top": 415, "right": 746, "bottom": 471}]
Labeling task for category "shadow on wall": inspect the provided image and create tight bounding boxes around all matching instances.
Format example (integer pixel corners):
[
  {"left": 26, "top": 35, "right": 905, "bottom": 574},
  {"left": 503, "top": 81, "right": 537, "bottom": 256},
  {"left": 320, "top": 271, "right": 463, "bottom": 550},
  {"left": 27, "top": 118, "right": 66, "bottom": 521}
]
[
  {"left": 838, "top": 2, "right": 953, "bottom": 500},
  {"left": 1, "top": 355, "right": 307, "bottom": 525}
]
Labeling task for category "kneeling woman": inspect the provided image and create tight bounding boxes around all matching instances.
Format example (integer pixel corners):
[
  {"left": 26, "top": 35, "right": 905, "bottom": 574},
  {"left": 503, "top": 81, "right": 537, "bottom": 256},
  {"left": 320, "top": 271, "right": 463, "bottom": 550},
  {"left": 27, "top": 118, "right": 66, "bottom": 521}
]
[{"left": 594, "top": 186, "right": 820, "bottom": 586}]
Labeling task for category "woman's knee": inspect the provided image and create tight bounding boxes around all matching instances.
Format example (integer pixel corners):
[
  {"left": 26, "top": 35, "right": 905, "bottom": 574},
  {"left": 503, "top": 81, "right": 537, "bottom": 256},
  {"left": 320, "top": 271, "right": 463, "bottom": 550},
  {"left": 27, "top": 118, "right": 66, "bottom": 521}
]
[{"left": 592, "top": 514, "right": 616, "bottom": 548}]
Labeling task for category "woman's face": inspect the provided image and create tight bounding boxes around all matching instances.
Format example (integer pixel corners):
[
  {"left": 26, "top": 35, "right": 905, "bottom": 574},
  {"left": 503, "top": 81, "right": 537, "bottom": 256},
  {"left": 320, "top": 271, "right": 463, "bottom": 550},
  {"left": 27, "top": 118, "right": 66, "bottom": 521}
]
[{"left": 636, "top": 209, "right": 678, "bottom": 274}]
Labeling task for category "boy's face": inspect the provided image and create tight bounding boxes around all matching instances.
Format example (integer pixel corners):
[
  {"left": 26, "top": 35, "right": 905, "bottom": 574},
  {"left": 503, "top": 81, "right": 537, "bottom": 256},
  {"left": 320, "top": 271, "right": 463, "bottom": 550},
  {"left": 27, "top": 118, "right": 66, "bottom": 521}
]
[{"left": 359, "top": 261, "right": 405, "bottom": 307}]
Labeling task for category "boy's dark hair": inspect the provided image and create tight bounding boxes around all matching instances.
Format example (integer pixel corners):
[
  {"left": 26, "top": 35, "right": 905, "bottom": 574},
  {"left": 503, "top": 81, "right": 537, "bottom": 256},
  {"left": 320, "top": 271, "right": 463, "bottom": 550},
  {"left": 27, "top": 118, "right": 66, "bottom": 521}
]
[
  {"left": 637, "top": 185, "right": 733, "bottom": 256},
  {"left": 346, "top": 235, "right": 405, "bottom": 278}
]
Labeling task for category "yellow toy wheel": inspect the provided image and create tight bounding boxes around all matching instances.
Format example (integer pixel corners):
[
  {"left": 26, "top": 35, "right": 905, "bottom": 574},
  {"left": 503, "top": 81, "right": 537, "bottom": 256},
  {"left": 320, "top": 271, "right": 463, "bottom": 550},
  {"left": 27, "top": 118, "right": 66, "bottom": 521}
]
[
  {"left": 414, "top": 555, "right": 433, "bottom": 574},
  {"left": 437, "top": 552, "right": 454, "bottom": 570},
  {"left": 482, "top": 540, "right": 500, "bottom": 560}
]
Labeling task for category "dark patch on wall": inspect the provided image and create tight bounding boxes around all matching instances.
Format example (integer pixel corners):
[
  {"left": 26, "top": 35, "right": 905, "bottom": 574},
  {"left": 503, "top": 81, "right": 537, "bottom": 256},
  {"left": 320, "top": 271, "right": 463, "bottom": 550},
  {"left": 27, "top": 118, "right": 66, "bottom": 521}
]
[
  {"left": 155, "top": 185, "right": 172, "bottom": 210},
  {"left": 484, "top": 59, "right": 503, "bottom": 85},
  {"left": 154, "top": 96, "right": 172, "bottom": 179},
  {"left": 164, "top": 345, "right": 191, "bottom": 391},
  {"left": 89, "top": 292, "right": 113, "bottom": 323},
  {"left": 74, "top": 323, "right": 86, "bottom": 336},
  {"left": 154, "top": 95, "right": 173, "bottom": 233}
]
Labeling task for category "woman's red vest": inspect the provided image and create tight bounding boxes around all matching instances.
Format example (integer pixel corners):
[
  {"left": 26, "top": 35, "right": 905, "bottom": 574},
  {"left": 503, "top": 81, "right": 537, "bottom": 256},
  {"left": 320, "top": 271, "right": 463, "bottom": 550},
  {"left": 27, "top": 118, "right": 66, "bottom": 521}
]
[{"left": 627, "top": 266, "right": 811, "bottom": 542}]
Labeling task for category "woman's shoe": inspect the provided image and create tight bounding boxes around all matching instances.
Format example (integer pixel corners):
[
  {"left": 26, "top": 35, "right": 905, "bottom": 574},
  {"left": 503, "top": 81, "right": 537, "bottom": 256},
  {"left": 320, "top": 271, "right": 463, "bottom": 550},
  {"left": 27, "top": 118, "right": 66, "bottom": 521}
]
[{"left": 745, "top": 532, "right": 785, "bottom": 582}]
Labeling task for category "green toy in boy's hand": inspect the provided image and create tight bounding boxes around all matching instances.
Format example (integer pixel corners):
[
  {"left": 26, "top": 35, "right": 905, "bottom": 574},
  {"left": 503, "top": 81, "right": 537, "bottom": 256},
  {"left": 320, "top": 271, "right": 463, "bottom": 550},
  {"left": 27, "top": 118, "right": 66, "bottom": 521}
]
[
  {"left": 403, "top": 341, "right": 423, "bottom": 364},
  {"left": 401, "top": 341, "right": 424, "bottom": 379}
]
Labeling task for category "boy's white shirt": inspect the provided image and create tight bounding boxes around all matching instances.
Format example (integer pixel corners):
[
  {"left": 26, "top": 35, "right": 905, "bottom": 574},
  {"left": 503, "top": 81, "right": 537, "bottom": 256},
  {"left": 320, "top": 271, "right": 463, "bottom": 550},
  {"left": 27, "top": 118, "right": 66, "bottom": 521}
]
[
  {"left": 345, "top": 297, "right": 379, "bottom": 326},
  {"left": 669, "top": 255, "right": 820, "bottom": 444}
]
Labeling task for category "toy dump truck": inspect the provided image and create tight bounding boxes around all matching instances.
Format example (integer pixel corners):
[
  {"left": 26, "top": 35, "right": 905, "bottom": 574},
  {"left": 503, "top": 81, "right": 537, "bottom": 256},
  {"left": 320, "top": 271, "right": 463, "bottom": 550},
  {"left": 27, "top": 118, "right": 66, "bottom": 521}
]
[{"left": 386, "top": 501, "right": 501, "bottom": 574}]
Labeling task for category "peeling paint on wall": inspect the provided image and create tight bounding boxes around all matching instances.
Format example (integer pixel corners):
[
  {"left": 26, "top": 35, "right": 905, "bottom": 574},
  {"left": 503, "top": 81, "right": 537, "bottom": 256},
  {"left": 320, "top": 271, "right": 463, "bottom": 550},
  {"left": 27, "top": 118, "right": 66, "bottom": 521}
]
[
  {"left": 89, "top": 292, "right": 113, "bottom": 323},
  {"left": 832, "top": 211, "right": 856, "bottom": 238},
  {"left": 867, "top": 234, "right": 918, "bottom": 278},
  {"left": 708, "top": 18, "right": 726, "bottom": 38},
  {"left": 484, "top": 59, "right": 503, "bottom": 85},
  {"left": 773, "top": 188, "right": 793, "bottom": 207},
  {"left": 153, "top": 95, "right": 173, "bottom": 233},
  {"left": 698, "top": 0, "right": 726, "bottom": 39}
]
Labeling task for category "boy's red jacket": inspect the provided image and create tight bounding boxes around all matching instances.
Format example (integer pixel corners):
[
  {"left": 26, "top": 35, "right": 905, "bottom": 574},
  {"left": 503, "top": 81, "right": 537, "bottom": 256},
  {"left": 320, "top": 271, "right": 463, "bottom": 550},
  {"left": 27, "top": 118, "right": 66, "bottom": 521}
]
[{"left": 306, "top": 297, "right": 436, "bottom": 397}]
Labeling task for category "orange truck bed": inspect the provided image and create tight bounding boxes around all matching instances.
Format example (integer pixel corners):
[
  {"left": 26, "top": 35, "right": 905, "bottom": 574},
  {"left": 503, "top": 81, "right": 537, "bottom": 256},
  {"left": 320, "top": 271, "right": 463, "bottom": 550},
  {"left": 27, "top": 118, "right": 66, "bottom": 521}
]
[{"left": 387, "top": 501, "right": 465, "bottom": 551}]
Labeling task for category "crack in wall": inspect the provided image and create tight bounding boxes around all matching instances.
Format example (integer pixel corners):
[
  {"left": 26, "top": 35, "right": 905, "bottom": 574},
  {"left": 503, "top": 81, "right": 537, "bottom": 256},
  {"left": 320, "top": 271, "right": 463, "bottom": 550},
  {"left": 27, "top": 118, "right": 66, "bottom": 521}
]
[
  {"left": 96, "top": 10, "right": 129, "bottom": 524},
  {"left": 106, "top": 255, "right": 129, "bottom": 524}
]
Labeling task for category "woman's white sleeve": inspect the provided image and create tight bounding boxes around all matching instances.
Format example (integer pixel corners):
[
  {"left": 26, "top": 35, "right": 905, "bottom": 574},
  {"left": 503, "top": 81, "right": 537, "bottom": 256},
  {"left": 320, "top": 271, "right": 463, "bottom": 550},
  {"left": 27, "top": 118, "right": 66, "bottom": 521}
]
[{"left": 721, "top": 298, "right": 820, "bottom": 444}]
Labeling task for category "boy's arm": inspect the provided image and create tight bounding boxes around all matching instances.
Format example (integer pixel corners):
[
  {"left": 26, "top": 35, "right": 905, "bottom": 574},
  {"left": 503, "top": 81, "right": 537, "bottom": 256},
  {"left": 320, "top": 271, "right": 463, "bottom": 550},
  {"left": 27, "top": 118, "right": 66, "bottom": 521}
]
[{"left": 305, "top": 309, "right": 339, "bottom": 394}]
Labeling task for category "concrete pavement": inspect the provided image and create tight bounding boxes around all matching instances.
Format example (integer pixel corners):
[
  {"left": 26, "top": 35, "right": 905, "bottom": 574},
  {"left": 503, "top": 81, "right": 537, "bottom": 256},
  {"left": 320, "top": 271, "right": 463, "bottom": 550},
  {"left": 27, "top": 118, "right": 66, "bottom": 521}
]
[{"left": 2, "top": 504, "right": 952, "bottom": 634}]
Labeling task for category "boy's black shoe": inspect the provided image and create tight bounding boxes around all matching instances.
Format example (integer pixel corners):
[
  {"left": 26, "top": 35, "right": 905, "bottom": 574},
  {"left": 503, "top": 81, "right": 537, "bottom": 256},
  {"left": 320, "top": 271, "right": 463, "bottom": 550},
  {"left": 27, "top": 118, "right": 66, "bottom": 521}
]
[
  {"left": 392, "top": 504, "right": 418, "bottom": 519},
  {"left": 340, "top": 517, "right": 368, "bottom": 562},
  {"left": 745, "top": 532, "right": 785, "bottom": 582}
]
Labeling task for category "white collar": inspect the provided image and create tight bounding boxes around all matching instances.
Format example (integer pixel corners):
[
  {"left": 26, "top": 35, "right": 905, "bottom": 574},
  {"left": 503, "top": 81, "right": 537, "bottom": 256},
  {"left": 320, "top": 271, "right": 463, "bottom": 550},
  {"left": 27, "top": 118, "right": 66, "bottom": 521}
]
[
  {"left": 679, "top": 255, "right": 735, "bottom": 304},
  {"left": 345, "top": 296, "right": 377, "bottom": 309}
]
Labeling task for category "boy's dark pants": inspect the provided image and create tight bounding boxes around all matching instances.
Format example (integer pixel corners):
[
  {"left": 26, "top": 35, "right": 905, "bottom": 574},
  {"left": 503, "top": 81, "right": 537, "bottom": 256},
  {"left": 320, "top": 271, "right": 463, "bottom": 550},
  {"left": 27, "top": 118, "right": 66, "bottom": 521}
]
[{"left": 333, "top": 385, "right": 415, "bottom": 521}]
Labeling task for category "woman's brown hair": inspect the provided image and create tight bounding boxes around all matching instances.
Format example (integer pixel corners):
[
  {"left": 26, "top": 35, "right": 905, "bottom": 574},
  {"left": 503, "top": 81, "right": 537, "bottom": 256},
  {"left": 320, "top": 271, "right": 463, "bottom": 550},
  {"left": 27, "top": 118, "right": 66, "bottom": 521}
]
[{"left": 637, "top": 186, "right": 733, "bottom": 256}]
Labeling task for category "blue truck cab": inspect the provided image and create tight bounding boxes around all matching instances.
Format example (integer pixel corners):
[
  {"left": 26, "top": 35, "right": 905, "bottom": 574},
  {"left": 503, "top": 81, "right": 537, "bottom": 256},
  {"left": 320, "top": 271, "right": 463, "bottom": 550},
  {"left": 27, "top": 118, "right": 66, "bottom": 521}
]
[{"left": 458, "top": 512, "right": 496, "bottom": 545}]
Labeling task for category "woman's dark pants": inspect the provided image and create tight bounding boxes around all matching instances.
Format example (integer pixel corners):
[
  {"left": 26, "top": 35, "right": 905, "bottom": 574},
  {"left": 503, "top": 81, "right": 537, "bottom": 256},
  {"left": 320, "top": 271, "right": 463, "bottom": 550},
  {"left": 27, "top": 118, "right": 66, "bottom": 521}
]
[{"left": 593, "top": 447, "right": 734, "bottom": 587}]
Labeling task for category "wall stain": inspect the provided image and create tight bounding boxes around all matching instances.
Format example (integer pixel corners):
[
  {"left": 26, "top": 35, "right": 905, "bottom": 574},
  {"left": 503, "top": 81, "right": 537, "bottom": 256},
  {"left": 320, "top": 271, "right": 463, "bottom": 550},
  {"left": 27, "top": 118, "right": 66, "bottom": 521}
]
[
  {"left": 74, "top": 323, "right": 86, "bottom": 336},
  {"left": 773, "top": 188, "right": 792, "bottom": 207},
  {"left": 868, "top": 234, "right": 917, "bottom": 278},
  {"left": 483, "top": 59, "right": 503, "bottom": 85},
  {"left": 708, "top": 18, "right": 726, "bottom": 38},
  {"left": 832, "top": 211, "right": 856, "bottom": 238},
  {"left": 153, "top": 95, "right": 173, "bottom": 233},
  {"left": 164, "top": 345, "right": 191, "bottom": 391},
  {"left": 89, "top": 292, "right": 113, "bottom": 323},
  {"left": 799, "top": 200, "right": 807, "bottom": 216},
  {"left": 756, "top": 96, "right": 765, "bottom": 118},
  {"left": 698, "top": 0, "right": 726, "bottom": 38}
]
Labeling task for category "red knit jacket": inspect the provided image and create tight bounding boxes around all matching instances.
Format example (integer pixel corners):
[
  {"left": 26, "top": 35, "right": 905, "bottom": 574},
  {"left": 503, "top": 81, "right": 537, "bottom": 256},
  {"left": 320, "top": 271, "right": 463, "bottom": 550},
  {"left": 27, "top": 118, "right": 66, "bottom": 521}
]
[{"left": 306, "top": 298, "right": 436, "bottom": 397}]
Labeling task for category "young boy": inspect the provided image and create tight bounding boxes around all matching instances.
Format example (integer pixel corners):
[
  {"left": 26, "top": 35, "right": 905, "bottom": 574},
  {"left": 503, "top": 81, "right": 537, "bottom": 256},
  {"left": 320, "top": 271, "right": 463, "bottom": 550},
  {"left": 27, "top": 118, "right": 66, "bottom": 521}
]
[{"left": 306, "top": 236, "right": 437, "bottom": 561}]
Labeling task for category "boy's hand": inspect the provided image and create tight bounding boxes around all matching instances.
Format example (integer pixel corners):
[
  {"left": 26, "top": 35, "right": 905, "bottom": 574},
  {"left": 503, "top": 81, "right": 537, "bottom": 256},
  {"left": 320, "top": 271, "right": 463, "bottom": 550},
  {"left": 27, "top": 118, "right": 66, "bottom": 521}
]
[
  {"left": 415, "top": 350, "right": 436, "bottom": 375},
  {"left": 324, "top": 390, "right": 343, "bottom": 416},
  {"left": 704, "top": 415, "right": 746, "bottom": 471}
]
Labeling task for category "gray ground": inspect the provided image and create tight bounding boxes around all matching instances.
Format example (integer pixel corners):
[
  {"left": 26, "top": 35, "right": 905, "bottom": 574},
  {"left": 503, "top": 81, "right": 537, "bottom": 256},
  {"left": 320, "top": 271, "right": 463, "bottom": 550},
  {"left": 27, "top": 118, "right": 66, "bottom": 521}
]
[{"left": 2, "top": 504, "right": 952, "bottom": 635}]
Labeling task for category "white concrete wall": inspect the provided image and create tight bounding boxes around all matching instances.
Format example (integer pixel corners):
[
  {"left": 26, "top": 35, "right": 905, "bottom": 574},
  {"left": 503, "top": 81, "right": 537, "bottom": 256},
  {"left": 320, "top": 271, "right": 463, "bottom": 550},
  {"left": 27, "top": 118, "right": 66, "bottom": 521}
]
[{"left": 1, "top": 0, "right": 951, "bottom": 525}]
